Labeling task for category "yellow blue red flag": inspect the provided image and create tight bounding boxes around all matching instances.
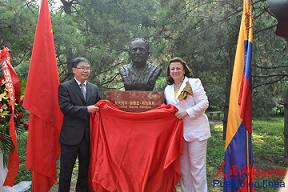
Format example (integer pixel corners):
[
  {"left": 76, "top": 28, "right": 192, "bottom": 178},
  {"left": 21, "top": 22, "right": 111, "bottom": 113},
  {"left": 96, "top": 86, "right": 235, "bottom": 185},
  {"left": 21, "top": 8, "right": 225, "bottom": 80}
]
[{"left": 224, "top": 0, "right": 253, "bottom": 191}]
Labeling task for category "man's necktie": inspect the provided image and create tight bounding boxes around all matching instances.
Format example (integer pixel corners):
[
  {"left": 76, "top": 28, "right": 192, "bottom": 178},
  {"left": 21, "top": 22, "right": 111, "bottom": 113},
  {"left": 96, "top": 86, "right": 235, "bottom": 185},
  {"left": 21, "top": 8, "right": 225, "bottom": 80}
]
[{"left": 80, "top": 84, "right": 86, "bottom": 100}]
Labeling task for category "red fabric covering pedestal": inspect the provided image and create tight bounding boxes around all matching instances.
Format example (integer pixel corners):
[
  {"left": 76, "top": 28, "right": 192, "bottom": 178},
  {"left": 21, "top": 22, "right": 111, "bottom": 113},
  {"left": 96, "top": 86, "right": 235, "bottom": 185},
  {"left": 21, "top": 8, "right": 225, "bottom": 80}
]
[{"left": 89, "top": 100, "right": 183, "bottom": 192}]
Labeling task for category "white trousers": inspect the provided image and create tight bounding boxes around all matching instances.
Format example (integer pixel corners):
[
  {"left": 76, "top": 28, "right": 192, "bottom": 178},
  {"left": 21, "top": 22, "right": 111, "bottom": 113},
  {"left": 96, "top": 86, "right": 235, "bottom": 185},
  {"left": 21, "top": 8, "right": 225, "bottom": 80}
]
[{"left": 180, "top": 139, "right": 208, "bottom": 192}]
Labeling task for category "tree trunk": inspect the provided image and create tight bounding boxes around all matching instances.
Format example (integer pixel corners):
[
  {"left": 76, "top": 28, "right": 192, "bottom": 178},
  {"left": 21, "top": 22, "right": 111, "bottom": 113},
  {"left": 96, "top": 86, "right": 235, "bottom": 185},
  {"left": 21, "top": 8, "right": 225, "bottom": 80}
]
[
  {"left": 223, "top": 54, "right": 234, "bottom": 140},
  {"left": 65, "top": 49, "right": 73, "bottom": 80},
  {"left": 284, "top": 89, "right": 288, "bottom": 160},
  {"left": 223, "top": 61, "right": 231, "bottom": 140},
  {"left": 60, "top": 0, "right": 75, "bottom": 80}
]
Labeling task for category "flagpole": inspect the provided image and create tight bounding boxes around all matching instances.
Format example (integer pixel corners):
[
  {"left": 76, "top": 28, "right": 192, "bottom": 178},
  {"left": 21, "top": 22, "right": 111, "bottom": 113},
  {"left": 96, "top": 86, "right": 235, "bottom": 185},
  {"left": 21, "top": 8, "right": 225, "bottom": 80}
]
[
  {"left": 246, "top": 130, "right": 251, "bottom": 192},
  {"left": 246, "top": 1, "right": 253, "bottom": 191}
]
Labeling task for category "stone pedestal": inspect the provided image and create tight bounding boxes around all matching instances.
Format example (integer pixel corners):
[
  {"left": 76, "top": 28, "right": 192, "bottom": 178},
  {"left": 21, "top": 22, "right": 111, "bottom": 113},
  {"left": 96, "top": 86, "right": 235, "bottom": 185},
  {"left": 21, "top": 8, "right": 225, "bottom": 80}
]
[{"left": 105, "top": 90, "right": 164, "bottom": 112}]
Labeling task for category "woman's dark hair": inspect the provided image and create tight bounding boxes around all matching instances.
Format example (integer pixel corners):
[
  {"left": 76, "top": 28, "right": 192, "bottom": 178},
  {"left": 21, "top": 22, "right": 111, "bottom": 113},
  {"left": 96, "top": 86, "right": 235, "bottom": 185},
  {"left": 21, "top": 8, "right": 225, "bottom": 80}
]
[
  {"left": 70, "top": 57, "right": 89, "bottom": 68},
  {"left": 166, "top": 57, "right": 192, "bottom": 85}
]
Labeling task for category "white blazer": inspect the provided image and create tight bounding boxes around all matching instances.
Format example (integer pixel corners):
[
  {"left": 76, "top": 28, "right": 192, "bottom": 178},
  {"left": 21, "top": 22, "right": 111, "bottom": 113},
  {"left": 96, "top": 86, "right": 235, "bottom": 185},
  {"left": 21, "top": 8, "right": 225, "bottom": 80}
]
[{"left": 164, "top": 77, "right": 211, "bottom": 141}]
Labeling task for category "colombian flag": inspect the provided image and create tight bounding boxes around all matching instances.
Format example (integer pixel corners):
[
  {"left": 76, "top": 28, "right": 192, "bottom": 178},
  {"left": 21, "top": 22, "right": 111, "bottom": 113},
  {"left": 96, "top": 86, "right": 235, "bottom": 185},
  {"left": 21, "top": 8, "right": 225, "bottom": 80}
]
[{"left": 224, "top": 0, "right": 253, "bottom": 191}]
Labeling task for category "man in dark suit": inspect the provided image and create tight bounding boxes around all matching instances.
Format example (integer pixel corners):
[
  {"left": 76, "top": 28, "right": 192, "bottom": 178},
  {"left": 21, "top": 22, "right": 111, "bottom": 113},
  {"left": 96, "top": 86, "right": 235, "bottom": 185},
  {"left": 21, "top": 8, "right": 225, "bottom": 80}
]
[{"left": 58, "top": 57, "right": 101, "bottom": 192}]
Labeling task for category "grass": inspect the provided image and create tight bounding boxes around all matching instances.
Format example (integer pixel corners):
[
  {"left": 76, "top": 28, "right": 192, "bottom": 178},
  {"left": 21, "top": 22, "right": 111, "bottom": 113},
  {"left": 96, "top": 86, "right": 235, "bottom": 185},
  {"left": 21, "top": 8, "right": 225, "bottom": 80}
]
[
  {"left": 207, "top": 117, "right": 286, "bottom": 192},
  {"left": 14, "top": 117, "right": 286, "bottom": 191},
  {"left": 15, "top": 132, "right": 31, "bottom": 184}
]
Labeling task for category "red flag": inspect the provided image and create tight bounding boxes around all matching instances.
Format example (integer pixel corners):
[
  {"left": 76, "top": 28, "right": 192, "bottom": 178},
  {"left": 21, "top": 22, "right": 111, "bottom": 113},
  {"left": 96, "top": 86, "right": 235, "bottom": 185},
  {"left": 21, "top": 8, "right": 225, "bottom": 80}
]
[{"left": 23, "top": 0, "right": 63, "bottom": 191}]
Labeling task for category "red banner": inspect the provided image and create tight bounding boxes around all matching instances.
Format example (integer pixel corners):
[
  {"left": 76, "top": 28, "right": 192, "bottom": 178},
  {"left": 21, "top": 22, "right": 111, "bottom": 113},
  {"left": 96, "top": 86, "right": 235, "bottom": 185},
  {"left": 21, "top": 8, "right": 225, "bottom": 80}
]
[{"left": 0, "top": 47, "right": 21, "bottom": 186}]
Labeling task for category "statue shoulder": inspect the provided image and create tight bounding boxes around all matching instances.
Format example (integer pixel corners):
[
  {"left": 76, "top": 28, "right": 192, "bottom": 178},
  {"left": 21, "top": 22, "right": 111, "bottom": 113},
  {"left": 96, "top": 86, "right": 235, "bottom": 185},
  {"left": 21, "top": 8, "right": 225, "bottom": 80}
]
[
  {"left": 147, "top": 62, "right": 161, "bottom": 75},
  {"left": 147, "top": 62, "right": 160, "bottom": 71},
  {"left": 119, "top": 64, "right": 132, "bottom": 75}
]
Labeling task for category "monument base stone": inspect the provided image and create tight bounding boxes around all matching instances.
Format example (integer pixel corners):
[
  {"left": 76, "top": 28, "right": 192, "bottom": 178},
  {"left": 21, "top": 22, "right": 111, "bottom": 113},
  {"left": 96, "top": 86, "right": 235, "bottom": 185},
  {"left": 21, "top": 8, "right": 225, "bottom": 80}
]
[{"left": 105, "top": 90, "right": 164, "bottom": 112}]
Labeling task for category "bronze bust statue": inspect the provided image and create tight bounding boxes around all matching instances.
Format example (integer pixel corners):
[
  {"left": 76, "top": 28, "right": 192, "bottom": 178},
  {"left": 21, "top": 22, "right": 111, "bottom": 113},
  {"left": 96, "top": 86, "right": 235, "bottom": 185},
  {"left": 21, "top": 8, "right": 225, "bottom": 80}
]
[{"left": 119, "top": 38, "right": 161, "bottom": 91}]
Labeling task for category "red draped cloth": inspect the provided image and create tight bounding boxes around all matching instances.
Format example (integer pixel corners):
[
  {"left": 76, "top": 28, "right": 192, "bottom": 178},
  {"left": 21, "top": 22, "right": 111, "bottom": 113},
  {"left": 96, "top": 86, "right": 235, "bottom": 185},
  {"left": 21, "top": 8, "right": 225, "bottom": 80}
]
[{"left": 89, "top": 100, "right": 183, "bottom": 192}]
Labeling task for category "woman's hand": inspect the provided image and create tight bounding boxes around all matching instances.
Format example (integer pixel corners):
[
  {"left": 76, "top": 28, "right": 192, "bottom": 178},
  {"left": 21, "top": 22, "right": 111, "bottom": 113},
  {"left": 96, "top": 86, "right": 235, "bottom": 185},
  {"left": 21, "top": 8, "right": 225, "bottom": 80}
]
[{"left": 175, "top": 111, "right": 188, "bottom": 119}]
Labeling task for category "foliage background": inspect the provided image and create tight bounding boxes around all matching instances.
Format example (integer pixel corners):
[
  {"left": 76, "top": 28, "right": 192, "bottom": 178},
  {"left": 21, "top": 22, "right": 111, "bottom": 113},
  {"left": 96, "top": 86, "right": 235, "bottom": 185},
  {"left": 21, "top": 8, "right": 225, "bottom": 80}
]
[{"left": 0, "top": 0, "right": 287, "bottom": 114}]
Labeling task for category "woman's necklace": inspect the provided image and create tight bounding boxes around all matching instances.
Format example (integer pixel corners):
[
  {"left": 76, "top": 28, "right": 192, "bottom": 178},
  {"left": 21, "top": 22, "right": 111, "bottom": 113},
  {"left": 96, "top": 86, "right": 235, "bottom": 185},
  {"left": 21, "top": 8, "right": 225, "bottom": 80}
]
[
  {"left": 174, "top": 83, "right": 182, "bottom": 98},
  {"left": 174, "top": 79, "right": 183, "bottom": 89},
  {"left": 174, "top": 84, "right": 181, "bottom": 90},
  {"left": 174, "top": 78, "right": 184, "bottom": 97}
]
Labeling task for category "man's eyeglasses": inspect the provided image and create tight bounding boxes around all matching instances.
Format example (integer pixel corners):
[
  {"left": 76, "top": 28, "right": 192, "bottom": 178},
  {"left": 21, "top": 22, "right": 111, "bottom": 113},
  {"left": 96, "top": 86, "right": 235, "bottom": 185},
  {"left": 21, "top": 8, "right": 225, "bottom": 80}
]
[{"left": 75, "top": 67, "right": 91, "bottom": 71}]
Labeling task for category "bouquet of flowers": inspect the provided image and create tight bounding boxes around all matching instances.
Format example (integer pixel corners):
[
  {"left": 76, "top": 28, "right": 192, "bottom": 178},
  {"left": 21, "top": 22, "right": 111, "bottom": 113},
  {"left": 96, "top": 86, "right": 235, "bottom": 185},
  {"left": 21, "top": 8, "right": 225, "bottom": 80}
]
[
  {"left": 0, "top": 47, "right": 29, "bottom": 186},
  {"left": 0, "top": 75, "right": 27, "bottom": 164}
]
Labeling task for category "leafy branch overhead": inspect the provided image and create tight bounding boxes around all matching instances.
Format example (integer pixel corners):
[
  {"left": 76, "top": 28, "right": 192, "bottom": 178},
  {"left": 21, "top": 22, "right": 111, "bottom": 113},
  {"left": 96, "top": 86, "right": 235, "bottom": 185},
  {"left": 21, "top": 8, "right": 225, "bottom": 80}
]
[{"left": 0, "top": 0, "right": 287, "bottom": 115}]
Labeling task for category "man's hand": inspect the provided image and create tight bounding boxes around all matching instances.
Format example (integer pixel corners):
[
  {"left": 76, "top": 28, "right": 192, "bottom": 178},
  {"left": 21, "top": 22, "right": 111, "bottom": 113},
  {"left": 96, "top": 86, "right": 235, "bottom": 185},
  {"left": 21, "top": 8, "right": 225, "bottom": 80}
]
[
  {"left": 175, "top": 111, "right": 188, "bottom": 119},
  {"left": 87, "top": 105, "right": 99, "bottom": 113}
]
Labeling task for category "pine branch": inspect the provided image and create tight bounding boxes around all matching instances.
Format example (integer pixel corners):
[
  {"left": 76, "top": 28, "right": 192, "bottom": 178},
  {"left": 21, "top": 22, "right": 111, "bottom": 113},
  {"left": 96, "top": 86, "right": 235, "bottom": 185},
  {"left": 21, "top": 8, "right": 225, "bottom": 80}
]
[
  {"left": 255, "top": 64, "right": 288, "bottom": 69},
  {"left": 253, "top": 74, "right": 288, "bottom": 78},
  {"left": 253, "top": 76, "right": 286, "bottom": 89},
  {"left": 100, "top": 73, "right": 120, "bottom": 86}
]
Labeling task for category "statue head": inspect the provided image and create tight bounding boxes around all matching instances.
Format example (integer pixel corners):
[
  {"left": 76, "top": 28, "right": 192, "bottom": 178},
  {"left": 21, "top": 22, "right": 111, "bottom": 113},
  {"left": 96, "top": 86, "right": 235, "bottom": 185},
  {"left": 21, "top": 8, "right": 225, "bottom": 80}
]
[{"left": 128, "top": 38, "right": 149, "bottom": 67}]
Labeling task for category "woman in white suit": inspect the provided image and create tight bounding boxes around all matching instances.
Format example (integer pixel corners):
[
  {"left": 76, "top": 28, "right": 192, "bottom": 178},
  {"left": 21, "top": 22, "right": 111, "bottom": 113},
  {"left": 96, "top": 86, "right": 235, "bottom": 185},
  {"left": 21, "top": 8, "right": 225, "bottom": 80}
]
[{"left": 164, "top": 57, "right": 210, "bottom": 192}]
